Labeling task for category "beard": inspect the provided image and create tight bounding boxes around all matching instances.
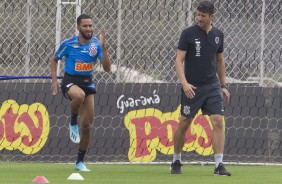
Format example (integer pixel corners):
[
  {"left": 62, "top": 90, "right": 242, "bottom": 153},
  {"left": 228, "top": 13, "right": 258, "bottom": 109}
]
[{"left": 81, "top": 31, "right": 93, "bottom": 40}]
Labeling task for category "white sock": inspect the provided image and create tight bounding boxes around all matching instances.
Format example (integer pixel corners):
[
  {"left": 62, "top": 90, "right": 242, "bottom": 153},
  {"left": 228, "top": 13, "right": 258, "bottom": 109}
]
[
  {"left": 173, "top": 153, "right": 181, "bottom": 163},
  {"left": 214, "top": 154, "right": 223, "bottom": 167}
]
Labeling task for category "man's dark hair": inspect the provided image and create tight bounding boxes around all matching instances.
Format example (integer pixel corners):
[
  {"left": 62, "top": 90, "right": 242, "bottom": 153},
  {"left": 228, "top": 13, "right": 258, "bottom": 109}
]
[
  {"left": 77, "top": 14, "right": 91, "bottom": 26},
  {"left": 197, "top": 1, "right": 215, "bottom": 15}
]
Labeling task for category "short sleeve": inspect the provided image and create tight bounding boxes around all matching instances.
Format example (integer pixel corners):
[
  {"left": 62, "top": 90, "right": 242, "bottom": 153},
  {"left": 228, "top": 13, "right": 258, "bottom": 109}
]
[
  {"left": 177, "top": 29, "right": 188, "bottom": 51},
  {"left": 55, "top": 40, "right": 68, "bottom": 60},
  {"left": 218, "top": 32, "right": 224, "bottom": 53}
]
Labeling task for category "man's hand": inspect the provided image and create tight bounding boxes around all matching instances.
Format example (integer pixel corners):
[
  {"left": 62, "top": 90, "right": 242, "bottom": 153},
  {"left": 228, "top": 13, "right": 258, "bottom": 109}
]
[
  {"left": 99, "top": 30, "right": 106, "bottom": 47},
  {"left": 222, "top": 87, "right": 230, "bottom": 104},
  {"left": 183, "top": 83, "right": 197, "bottom": 99},
  {"left": 51, "top": 80, "right": 59, "bottom": 95}
]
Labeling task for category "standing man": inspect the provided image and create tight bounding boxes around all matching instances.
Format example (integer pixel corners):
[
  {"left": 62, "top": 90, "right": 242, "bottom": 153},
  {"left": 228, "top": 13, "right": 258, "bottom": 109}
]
[
  {"left": 171, "top": 1, "right": 231, "bottom": 176},
  {"left": 50, "top": 14, "right": 111, "bottom": 171}
]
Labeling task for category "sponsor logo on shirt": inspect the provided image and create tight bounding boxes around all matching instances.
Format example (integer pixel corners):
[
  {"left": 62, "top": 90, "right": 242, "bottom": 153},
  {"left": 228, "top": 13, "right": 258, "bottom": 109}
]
[
  {"left": 90, "top": 42, "right": 96, "bottom": 47},
  {"left": 72, "top": 43, "right": 79, "bottom": 48},
  {"left": 195, "top": 38, "right": 201, "bottom": 57},
  {"left": 81, "top": 48, "right": 89, "bottom": 53},
  {"left": 75, "top": 61, "right": 93, "bottom": 71}
]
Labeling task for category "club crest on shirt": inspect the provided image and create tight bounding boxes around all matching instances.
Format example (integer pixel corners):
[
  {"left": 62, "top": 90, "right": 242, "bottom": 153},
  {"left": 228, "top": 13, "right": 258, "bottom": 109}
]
[
  {"left": 215, "top": 37, "right": 219, "bottom": 44},
  {"left": 89, "top": 47, "right": 97, "bottom": 56}
]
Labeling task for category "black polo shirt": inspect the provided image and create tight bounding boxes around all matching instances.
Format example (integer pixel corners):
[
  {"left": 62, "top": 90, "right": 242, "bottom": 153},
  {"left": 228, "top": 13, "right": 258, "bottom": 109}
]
[{"left": 178, "top": 25, "right": 224, "bottom": 86}]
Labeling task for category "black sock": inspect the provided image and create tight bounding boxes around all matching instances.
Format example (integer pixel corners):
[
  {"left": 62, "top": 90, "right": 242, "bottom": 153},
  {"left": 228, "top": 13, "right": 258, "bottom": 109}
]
[
  {"left": 76, "top": 149, "right": 86, "bottom": 164},
  {"left": 71, "top": 113, "right": 78, "bottom": 126}
]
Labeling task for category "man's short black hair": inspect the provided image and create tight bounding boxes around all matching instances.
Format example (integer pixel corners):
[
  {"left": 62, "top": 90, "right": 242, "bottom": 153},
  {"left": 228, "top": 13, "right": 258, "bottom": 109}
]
[
  {"left": 197, "top": 1, "right": 215, "bottom": 15},
  {"left": 77, "top": 14, "right": 91, "bottom": 26}
]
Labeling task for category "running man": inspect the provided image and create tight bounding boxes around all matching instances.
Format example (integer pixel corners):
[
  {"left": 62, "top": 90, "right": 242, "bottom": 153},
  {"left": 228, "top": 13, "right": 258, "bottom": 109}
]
[
  {"left": 50, "top": 14, "right": 111, "bottom": 171},
  {"left": 170, "top": 1, "right": 231, "bottom": 176}
]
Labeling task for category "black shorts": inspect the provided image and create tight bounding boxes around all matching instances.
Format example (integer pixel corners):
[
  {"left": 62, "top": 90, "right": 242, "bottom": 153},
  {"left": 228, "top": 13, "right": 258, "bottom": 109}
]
[
  {"left": 61, "top": 72, "right": 96, "bottom": 100},
  {"left": 180, "top": 83, "right": 224, "bottom": 118}
]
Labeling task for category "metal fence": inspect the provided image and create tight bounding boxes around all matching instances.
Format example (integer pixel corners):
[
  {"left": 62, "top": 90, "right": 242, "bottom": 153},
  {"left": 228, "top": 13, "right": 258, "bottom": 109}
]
[{"left": 0, "top": 0, "right": 281, "bottom": 85}]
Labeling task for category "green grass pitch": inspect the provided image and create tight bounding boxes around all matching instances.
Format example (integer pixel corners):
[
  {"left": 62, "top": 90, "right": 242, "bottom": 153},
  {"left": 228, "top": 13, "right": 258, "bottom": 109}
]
[{"left": 0, "top": 163, "right": 281, "bottom": 184}]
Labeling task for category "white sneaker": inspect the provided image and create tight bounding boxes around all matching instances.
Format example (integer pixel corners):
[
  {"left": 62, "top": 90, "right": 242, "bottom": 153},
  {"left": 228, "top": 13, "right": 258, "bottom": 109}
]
[{"left": 74, "top": 162, "right": 90, "bottom": 172}]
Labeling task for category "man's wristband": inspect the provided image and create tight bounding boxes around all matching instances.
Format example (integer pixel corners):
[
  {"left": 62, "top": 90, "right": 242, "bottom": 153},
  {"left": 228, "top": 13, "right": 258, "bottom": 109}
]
[{"left": 221, "top": 84, "right": 227, "bottom": 89}]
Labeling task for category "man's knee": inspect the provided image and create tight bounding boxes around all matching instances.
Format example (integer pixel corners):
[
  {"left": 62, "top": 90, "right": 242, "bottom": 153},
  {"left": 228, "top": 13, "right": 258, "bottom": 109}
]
[
  {"left": 75, "top": 92, "right": 85, "bottom": 102},
  {"left": 69, "top": 86, "right": 85, "bottom": 103},
  {"left": 178, "top": 116, "right": 192, "bottom": 131},
  {"left": 211, "top": 115, "right": 224, "bottom": 130}
]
